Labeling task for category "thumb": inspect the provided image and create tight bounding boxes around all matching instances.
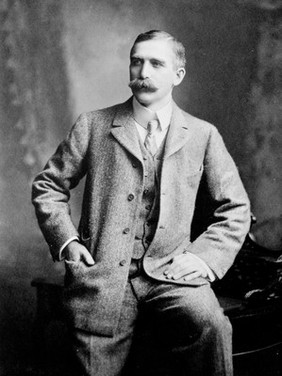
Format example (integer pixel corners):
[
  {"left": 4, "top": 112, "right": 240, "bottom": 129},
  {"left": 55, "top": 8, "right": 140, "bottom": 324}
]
[{"left": 82, "top": 250, "right": 95, "bottom": 266}]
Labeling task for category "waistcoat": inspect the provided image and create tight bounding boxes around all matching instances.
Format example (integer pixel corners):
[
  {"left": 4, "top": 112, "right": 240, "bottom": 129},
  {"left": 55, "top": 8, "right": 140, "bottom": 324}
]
[{"left": 132, "top": 136, "right": 166, "bottom": 259}]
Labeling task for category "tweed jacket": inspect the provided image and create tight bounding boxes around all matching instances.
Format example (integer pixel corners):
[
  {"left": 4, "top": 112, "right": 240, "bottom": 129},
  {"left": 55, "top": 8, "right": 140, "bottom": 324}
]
[{"left": 32, "top": 97, "right": 250, "bottom": 336}]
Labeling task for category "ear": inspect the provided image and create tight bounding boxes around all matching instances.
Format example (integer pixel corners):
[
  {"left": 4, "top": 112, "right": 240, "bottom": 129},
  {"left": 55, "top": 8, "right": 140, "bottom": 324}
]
[{"left": 174, "top": 67, "right": 186, "bottom": 86}]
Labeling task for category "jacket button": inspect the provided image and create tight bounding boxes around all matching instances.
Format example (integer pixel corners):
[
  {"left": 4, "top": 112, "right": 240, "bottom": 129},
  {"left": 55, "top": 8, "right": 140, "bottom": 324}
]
[
  {"left": 143, "top": 189, "right": 149, "bottom": 195},
  {"left": 145, "top": 205, "right": 151, "bottom": 210},
  {"left": 123, "top": 228, "right": 130, "bottom": 234},
  {"left": 128, "top": 193, "right": 135, "bottom": 201},
  {"left": 119, "top": 260, "right": 126, "bottom": 266},
  {"left": 132, "top": 163, "right": 137, "bottom": 168}
]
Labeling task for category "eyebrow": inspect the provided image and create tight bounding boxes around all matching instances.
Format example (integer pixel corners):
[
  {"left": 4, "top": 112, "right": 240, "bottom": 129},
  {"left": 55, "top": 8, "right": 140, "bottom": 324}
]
[
  {"left": 151, "top": 58, "right": 166, "bottom": 65},
  {"left": 130, "top": 55, "right": 166, "bottom": 65}
]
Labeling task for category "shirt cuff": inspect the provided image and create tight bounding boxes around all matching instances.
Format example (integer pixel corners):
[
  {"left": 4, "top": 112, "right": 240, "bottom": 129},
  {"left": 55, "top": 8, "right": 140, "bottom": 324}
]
[
  {"left": 58, "top": 236, "right": 80, "bottom": 261},
  {"left": 184, "top": 252, "right": 216, "bottom": 282}
]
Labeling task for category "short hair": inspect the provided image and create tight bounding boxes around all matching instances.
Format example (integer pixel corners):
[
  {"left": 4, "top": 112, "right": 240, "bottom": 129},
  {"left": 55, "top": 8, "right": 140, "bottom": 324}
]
[{"left": 130, "top": 30, "right": 186, "bottom": 69}]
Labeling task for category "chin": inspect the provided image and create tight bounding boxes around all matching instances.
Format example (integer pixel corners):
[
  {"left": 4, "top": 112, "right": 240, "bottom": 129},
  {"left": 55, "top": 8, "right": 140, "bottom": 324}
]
[{"left": 134, "top": 91, "right": 156, "bottom": 107}]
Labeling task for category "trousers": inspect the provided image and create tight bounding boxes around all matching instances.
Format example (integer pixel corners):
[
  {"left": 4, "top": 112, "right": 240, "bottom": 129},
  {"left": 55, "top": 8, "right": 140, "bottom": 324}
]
[{"left": 69, "top": 259, "right": 233, "bottom": 376}]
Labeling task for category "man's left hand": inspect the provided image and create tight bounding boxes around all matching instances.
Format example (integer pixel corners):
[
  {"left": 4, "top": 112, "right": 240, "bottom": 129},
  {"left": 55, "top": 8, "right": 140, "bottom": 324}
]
[{"left": 164, "top": 253, "right": 208, "bottom": 281}]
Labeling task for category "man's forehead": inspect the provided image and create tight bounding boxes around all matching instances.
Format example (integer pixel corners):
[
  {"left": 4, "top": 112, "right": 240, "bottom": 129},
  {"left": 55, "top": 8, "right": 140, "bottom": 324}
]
[{"left": 131, "top": 39, "right": 174, "bottom": 59}]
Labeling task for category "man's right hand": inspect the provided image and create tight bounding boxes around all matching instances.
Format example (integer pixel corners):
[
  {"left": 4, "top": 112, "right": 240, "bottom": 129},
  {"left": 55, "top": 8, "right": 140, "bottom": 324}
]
[{"left": 64, "top": 240, "right": 95, "bottom": 266}]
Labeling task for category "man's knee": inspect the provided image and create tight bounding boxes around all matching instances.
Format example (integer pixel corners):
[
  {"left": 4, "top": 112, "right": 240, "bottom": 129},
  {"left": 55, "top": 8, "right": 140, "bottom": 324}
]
[
  {"left": 167, "top": 289, "right": 232, "bottom": 344},
  {"left": 201, "top": 307, "right": 232, "bottom": 340},
  {"left": 184, "top": 298, "right": 232, "bottom": 340}
]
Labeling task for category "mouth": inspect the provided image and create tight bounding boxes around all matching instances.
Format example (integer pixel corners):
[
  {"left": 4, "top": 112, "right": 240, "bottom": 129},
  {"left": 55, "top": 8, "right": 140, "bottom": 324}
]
[
  {"left": 128, "top": 79, "right": 158, "bottom": 92},
  {"left": 135, "top": 86, "right": 156, "bottom": 93}
]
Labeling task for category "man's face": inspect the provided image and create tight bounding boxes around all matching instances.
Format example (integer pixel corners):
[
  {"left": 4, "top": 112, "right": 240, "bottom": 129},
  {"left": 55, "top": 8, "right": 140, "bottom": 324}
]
[{"left": 129, "top": 39, "right": 185, "bottom": 110}]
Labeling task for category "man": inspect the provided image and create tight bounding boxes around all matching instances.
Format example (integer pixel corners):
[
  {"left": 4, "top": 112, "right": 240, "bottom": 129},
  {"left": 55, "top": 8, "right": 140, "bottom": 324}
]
[{"left": 32, "top": 30, "right": 250, "bottom": 376}]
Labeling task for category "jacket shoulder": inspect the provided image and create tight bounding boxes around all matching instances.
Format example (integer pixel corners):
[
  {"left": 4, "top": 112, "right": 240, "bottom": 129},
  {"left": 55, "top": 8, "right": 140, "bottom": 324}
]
[
  {"left": 180, "top": 109, "right": 218, "bottom": 136},
  {"left": 81, "top": 99, "right": 131, "bottom": 125}
]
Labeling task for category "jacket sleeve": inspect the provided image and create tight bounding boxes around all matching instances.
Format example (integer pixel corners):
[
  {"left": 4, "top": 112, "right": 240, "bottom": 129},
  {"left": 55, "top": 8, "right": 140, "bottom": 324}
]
[
  {"left": 31, "top": 113, "right": 91, "bottom": 261},
  {"left": 183, "top": 126, "right": 251, "bottom": 279}
]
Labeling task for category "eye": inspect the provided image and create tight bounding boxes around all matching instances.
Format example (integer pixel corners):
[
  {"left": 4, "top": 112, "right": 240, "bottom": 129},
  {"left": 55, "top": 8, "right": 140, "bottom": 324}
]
[
  {"left": 151, "top": 60, "right": 164, "bottom": 68},
  {"left": 131, "top": 58, "right": 142, "bottom": 67}
]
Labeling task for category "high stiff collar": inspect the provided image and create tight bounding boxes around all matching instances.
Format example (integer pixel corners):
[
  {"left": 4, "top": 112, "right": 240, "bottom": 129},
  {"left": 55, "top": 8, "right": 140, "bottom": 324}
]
[
  {"left": 111, "top": 97, "right": 192, "bottom": 162},
  {"left": 132, "top": 97, "right": 172, "bottom": 131}
]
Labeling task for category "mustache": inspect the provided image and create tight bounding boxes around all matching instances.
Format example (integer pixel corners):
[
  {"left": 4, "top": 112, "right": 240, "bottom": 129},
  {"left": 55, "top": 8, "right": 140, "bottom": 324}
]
[{"left": 128, "top": 78, "right": 158, "bottom": 92}]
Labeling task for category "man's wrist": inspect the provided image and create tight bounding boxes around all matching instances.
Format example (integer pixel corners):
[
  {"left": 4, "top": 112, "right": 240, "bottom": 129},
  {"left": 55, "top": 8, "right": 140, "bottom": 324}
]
[{"left": 59, "top": 236, "right": 80, "bottom": 260}]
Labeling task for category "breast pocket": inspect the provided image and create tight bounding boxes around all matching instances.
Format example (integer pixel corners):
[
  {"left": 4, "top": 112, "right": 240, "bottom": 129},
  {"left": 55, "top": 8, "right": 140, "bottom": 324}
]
[{"left": 186, "top": 165, "right": 203, "bottom": 189}]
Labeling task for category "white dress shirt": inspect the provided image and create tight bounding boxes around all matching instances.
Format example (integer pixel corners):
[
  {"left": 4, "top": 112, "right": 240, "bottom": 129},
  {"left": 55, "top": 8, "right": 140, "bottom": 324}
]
[{"left": 132, "top": 96, "right": 171, "bottom": 146}]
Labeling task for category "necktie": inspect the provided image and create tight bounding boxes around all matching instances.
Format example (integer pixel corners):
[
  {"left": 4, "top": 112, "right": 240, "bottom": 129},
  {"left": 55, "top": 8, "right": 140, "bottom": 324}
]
[{"left": 144, "top": 120, "right": 158, "bottom": 156}]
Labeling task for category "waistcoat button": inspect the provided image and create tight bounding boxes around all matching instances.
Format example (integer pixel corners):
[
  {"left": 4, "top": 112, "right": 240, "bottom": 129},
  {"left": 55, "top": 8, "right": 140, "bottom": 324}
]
[
  {"left": 123, "top": 228, "right": 130, "bottom": 234},
  {"left": 119, "top": 260, "right": 126, "bottom": 266},
  {"left": 128, "top": 194, "right": 135, "bottom": 201}
]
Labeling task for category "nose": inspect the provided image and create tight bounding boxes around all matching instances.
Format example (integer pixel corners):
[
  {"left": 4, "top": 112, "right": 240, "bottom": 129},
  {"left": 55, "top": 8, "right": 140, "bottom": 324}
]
[{"left": 139, "top": 61, "right": 151, "bottom": 79}]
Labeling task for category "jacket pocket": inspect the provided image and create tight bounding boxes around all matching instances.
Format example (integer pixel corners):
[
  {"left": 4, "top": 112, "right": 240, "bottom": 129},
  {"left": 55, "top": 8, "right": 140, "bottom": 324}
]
[
  {"left": 64, "top": 260, "right": 84, "bottom": 287},
  {"left": 64, "top": 259, "right": 97, "bottom": 287},
  {"left": 186, "top": 169, "right": 203, "bottom": 189},
  {"left": 64, "top": 258, "right": 98, "bottom": 282},
  {"left": 186, "top": 163, "right": 203, "bottom": 178}
]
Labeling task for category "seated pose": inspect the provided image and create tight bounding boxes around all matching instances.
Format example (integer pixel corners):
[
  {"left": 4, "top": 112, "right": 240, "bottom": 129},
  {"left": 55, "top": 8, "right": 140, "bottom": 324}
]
[{"left": 32, "top": 30, "right": 250, "bottom": 376}]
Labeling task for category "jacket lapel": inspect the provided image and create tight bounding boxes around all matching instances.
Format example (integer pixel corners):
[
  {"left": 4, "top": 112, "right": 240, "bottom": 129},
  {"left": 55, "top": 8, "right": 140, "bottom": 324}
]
[
  {"left": 110, "top": 99, "right": 195, "bottom": 162},
  {"left": 110, "top": 98, "right": 144, "bottom": 163},
  {"left": 163, "top": 102, "right": 192, "bottom": 160}
]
